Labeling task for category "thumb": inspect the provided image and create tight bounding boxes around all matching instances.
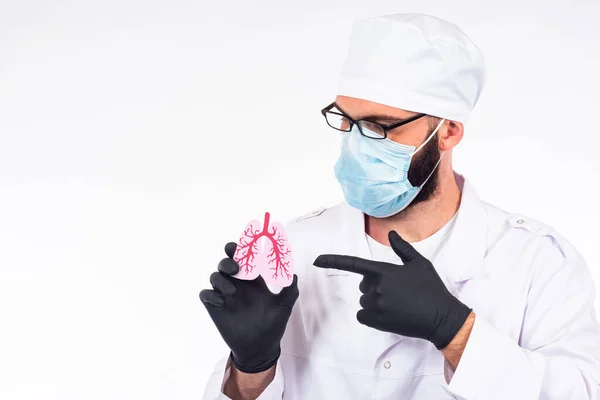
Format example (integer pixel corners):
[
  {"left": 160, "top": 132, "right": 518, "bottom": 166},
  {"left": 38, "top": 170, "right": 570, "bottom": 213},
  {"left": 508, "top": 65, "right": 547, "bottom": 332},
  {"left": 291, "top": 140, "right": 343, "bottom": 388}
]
[
  {"left": 389, "top": 230, "right": 421, "bottom": 263},
  {"left": 278, "top": 274, "right": 299, "bottom": 303}
]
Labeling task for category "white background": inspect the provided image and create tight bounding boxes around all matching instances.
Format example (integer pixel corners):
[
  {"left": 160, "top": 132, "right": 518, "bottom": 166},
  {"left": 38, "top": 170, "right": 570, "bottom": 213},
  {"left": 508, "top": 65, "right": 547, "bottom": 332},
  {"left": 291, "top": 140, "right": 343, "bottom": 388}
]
[{"left": 1, "top": 0, "right": 599, "bottom": 398}]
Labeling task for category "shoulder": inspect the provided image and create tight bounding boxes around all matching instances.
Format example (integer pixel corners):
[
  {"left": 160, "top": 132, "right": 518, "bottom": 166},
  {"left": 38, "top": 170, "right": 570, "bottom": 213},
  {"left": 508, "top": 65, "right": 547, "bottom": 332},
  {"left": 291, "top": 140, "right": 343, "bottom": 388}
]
[
  {"left": 288, "top": 206, "right": 329, "bottom": 224},
  {"left": 483, "top": 201, "right": 580, "bottom": 262},
  {"left": 282, "top": 203, "right": 354, "bottom": 256},
  {"left": 479, "top": 202, "right": 594, "bottom": 297},
  {"left": 284, "top": 202, "right": 347, "bottom": 231},
  {"left": 280, "top": 203, "right": 349, "bottom": 285}
]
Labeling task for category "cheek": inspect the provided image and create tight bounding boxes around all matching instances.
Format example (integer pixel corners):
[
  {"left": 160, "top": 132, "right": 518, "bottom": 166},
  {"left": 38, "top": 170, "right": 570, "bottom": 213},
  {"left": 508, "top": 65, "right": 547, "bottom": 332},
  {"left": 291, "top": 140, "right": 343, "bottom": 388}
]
[{"left": 387, "top": 131, "right": 420, "bottom": 147}]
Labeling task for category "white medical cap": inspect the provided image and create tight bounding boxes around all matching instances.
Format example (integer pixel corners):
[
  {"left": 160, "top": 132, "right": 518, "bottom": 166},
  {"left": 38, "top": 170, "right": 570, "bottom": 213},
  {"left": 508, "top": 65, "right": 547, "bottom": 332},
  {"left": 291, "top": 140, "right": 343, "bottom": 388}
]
[{"left": 337, "top": 13, "right": 486, "bottom": 124}]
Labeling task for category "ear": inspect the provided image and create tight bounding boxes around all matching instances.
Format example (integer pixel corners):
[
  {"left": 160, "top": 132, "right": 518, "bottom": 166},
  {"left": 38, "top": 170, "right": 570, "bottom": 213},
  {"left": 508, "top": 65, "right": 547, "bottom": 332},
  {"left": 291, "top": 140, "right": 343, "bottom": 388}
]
[{"left": 438, "top": 120, "right": 464, "bottom": 152}]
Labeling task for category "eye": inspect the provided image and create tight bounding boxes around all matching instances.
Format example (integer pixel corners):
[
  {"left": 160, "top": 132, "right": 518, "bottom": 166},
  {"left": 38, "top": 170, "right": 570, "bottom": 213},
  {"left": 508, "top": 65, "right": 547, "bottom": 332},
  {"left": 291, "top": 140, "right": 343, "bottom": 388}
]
[
  {"left": 325, "top": 112, "right": 352, "bottom": 132},
  {"left": 357, "top": 121, "right": 385, "bottom": 139}
]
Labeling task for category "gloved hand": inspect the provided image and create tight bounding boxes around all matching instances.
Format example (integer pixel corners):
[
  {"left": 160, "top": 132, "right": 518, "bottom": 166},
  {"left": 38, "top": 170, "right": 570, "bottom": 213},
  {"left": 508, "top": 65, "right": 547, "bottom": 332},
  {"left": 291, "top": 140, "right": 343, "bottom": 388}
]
[
  {"left": 200, "top": 242, "right": 299, "bottom": 373},
  {"left": 313, "top": 230, "right": 472, "bottom": 350}
]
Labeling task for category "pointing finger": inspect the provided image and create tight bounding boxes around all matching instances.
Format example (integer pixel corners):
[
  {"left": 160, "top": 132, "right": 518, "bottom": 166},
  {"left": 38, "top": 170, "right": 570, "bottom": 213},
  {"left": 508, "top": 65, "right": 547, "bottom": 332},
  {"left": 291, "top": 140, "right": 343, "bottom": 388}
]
[{"left": 313, "top": 255, "right": 382, "bottom": 276}]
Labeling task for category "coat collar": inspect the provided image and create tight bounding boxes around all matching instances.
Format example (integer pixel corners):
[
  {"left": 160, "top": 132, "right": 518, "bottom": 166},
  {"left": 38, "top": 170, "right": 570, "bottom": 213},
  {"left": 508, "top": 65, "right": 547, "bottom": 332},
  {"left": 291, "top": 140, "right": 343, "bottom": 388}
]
[{"left": 325, "top": 172, "right": 488, "bottom": 285}]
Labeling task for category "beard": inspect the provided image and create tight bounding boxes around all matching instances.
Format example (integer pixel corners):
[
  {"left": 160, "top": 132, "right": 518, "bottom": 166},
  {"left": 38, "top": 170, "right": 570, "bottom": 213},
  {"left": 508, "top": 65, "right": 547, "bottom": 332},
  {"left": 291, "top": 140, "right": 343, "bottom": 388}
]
[{"left": 401, "top": 131, "right": 442, "bottom": 211}]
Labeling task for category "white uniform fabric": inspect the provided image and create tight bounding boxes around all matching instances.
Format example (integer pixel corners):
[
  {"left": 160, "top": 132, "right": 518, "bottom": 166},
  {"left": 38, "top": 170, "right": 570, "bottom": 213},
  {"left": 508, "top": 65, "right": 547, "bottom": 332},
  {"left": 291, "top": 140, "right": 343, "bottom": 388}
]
[
  {"left": 203, "top": 174, "right": 600, "bottom": 399},
  {"left": 366, "top": 211, "right": 457, "bottom": 265},
  {"left": 337, "top": 13, "right": 486, "bottom": 124}
]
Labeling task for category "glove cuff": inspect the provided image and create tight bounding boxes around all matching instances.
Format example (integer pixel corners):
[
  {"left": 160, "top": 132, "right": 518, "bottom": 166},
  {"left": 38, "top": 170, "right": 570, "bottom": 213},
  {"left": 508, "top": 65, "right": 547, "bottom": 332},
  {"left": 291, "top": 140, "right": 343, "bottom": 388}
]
[
  {"left": 229, "top": 347, "right": 281, "bottom": 374},
  {"left": 432, "top": 303, "right": 473, "bottom": 350}
]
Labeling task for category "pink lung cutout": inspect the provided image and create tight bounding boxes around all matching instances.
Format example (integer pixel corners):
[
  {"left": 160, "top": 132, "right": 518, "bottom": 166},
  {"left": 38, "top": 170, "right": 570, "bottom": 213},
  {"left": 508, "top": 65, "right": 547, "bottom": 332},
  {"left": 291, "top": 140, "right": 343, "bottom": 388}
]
[
  {"left": 232, "top": 219, "right": 263, "bottom": 281},
  {"left": 232, "top": 212, "right": 294, "bottom": 287}
]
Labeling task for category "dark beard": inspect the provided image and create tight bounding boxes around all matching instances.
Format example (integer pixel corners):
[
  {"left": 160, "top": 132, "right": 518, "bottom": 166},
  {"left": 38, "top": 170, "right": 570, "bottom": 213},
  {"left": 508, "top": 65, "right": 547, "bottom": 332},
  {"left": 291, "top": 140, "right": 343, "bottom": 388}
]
[{"left": 404, "top": 132, "right": 441, "bottom": 210}]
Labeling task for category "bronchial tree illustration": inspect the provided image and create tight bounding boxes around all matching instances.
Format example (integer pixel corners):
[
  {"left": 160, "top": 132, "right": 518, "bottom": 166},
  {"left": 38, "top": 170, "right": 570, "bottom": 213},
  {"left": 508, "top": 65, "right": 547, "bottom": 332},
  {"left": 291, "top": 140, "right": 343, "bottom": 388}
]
[{"left": 232, "top": 212, "right": 294, "bottom": 287}]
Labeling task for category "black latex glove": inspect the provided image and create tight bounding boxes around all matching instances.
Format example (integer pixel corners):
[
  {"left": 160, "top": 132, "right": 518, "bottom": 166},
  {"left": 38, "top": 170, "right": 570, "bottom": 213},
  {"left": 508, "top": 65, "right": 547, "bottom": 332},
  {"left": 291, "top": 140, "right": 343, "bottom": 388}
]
[
  {"left": 200, "top": 242, "right": 299, "bottom": 373},
  {"left": 313, "top": 230, "right": 472, "bottom": 350}
]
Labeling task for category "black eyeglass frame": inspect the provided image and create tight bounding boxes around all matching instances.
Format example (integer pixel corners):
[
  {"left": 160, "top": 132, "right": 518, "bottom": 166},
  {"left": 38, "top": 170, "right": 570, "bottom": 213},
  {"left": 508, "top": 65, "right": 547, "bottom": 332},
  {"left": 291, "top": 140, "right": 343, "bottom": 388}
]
[{"left": 320, "top": 102, "right": 427, "bottom": 139}]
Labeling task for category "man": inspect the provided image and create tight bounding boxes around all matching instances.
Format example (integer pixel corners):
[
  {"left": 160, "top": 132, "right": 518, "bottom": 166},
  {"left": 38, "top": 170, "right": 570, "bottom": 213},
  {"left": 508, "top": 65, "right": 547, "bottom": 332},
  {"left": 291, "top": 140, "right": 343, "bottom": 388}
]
[{"left": 200, "top": 13, "right": 600, "bottom": 399}]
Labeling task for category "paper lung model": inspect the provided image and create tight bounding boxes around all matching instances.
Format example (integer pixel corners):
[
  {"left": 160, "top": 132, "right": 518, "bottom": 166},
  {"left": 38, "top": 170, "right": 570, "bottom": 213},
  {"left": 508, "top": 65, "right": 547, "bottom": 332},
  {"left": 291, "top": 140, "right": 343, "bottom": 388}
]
[{"left": 232, "top": 212, "right": 294, "bottom": 287}]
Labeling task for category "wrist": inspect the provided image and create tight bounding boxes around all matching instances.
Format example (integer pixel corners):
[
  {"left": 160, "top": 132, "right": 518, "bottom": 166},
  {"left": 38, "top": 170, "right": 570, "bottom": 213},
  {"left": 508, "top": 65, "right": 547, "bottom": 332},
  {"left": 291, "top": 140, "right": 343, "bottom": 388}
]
[
  {"left": 225, "top": 363, "right": 276, "bottom": 400},
  {"left": 230, "top": 347, "right": 281, "bottom": 374},
  {"left": 441, "top": 311, "right": 475, "bottom": 370},
  {"left": 432, "top": 302, "right": 473, "bottom": 350}
]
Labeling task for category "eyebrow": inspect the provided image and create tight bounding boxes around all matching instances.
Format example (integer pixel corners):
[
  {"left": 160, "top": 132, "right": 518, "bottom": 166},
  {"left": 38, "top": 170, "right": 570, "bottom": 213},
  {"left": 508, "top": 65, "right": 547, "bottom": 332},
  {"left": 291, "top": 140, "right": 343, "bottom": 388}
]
[{"left": 333, "top": 102, "right": 408, "bottom": 122}]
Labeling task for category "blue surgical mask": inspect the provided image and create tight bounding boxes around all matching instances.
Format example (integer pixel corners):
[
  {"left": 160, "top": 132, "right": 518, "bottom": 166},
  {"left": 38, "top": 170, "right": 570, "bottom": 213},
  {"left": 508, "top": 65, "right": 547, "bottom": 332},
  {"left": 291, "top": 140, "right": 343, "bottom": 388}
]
[{"left": 333, "top": 119, "right": 446, "bottom": 218}]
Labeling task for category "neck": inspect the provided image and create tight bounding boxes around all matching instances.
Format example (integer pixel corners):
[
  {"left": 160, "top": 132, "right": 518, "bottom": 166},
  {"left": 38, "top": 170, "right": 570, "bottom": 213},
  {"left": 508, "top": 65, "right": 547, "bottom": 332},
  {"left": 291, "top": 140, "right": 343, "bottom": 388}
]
[{"left": 365, "top": 163, "right": 461, "bottom": 246}]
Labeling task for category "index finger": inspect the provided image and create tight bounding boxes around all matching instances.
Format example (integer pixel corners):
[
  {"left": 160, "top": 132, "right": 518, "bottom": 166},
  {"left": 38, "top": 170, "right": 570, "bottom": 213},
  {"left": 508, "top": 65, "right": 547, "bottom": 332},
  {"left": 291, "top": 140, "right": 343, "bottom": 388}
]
[{"left": 313, "top": 254, "right": 382, "bottom": 276}]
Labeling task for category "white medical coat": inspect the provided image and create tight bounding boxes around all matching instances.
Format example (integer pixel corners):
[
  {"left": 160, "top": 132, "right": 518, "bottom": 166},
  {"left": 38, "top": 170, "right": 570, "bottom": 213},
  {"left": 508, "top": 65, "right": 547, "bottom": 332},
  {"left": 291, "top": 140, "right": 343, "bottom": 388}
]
[{"left": 203, "top": 174, "right": 600, "bottom": 399}]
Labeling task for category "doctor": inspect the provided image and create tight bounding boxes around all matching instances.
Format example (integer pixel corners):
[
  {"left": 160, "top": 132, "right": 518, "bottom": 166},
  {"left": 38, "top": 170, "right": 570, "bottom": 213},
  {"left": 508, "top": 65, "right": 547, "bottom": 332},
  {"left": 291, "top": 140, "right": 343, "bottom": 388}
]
[{"left": 200, "top": 13, "right": 600, "bottom": 399}]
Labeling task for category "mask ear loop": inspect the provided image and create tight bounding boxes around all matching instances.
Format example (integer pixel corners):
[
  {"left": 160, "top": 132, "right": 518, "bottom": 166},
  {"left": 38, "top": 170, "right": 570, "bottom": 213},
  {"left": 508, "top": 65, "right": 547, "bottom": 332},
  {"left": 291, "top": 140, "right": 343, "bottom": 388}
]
[
  {"left": 413, "top": 118, "right": 446, "bottom": 155},
  {"left": 413, "top": 117, "right": 448, "bottom": 191},
  {"left": 419, "top": 150, "right": 446, "bottom": 189},
  {"left": 416, "top": 118, "right": 447, "bottom": 190}
]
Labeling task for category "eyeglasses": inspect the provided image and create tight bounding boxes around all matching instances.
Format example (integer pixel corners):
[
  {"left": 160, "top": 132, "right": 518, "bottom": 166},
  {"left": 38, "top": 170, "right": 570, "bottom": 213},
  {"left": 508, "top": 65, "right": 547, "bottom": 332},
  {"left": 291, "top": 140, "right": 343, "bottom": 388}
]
[{"left": 321, "top": 102, "right": 426, "bottom": 140}]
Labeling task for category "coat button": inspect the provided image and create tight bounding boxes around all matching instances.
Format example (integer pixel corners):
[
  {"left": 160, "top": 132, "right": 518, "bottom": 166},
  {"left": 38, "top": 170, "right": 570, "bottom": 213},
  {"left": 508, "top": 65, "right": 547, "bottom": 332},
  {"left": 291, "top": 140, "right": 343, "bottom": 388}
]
[
  {"left": 517, "top": 219, "right": 524, "bottom": 224},
  {"left": 384, "top": 361, "right": 391, "bottom": 369}
]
